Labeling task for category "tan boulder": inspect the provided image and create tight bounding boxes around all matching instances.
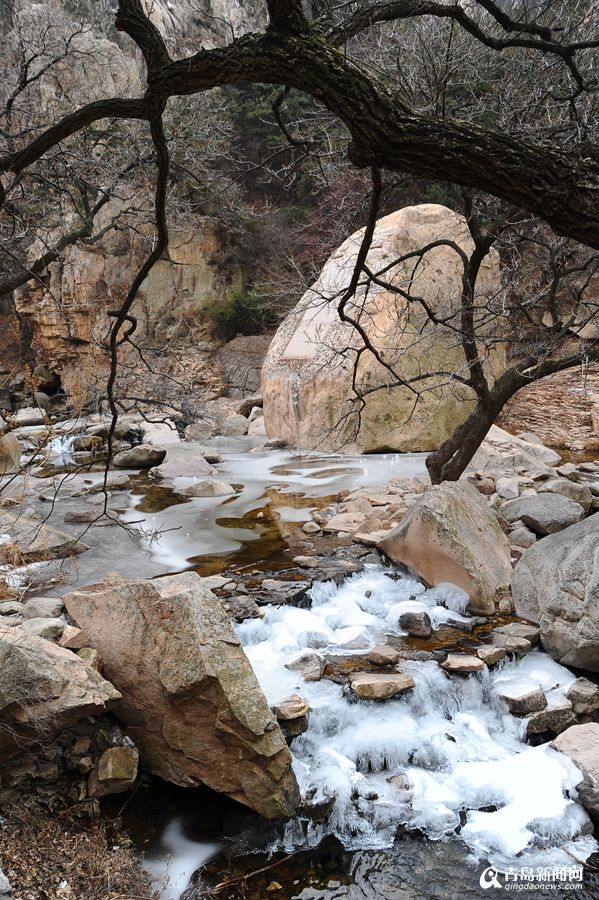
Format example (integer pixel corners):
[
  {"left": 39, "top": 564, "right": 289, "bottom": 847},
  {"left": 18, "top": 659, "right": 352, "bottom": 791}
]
[
  {"left": 63, "top": 572, "right": 299, "bottom": 819},
  {"left": 0, "top": 433, "right": 21, "bottom": 476},
  {"left": 552, "top": 724, "right": 599, "bottom": 816},
  {"left": 379, "top": 482, "right": 512, "bottom": 614},
  {"left": 0, "top": 625, "right": 121, "bottom": 764},
  {"left": 349, "top": 671, "right": 415, "bottom": 700},
  {"left": 262, "top": 204, "right": 503, "bottom": 453}
]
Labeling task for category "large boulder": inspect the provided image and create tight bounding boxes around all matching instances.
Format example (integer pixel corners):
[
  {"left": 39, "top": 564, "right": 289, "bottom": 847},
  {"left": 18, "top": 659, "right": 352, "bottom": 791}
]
[
  {"left": 379, "top": 482, "right": 512, "bottom": 614},
  {"left": 471, "top": 425, "right": 561, "bottom": 474},
  {"left": 63, "top": 572, "right": 299, "bottom": 818},
  {"left": 262, "top": 205, "right": 503, "bottom": 453},
  {"left": 552, "top": 724, "right": 599, "bottom": 817},
  {"left": 0, "top": 433, "right": 21, "bottom": 475},
  {"left": 0, "top": 512, "right": 89, "bottom": 562},
  {"left": 0, "top": 625, "right": 121, "bottom": 763},
  {"left": 500, "top": 493, "right": 586, "bottom": 535},
  {"left": 512, "top": 516, "right": 599, "bottom": 670}
]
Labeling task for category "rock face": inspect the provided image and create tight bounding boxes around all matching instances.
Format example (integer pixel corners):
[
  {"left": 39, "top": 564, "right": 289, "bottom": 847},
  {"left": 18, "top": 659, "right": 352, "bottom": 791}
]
[
  {"left": 218, "top": 335, "right": 273, "bottom": 398},
  {"left": 0, "top": 625, "right": 121, "bottom": 763},
  {"left": 512, "top": 516, "right": 599, "bottom": 670},
  {"left": 8, "top": 0, "right": 264, "bottom": 396},
  {"left": 63, "top": 572, "right": 299, "bottom": 818},
  {"left": 379, "top": 482, "right": 512, "bottom": 614},
  {"left": 262, "top": 205, "right": 503, "bottom": 453},
  {"left": 552, "top": 724, "right": 599, "bottom": 816}
]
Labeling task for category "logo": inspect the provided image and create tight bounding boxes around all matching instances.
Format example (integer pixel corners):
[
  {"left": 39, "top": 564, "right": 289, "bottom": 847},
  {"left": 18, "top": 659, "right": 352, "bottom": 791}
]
[{"left": 480, "top": 867, "right": 503, "bottom": 890}]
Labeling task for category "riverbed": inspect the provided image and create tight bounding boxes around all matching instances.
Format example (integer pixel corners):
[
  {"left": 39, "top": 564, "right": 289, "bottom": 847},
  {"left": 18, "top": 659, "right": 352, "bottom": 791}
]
[{"left": 7, "top": 440, "right": 599, "bottom": 899}]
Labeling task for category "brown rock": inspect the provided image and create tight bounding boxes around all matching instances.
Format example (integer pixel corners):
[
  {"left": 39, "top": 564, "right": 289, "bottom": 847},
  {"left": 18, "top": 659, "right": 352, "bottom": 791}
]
[
  {"left": 552, "top": 724, "right": 599, "bottom": 816},
  {"left": 440, "top": 654, "right": 485, "bottom": 674},
  {"left": 476, "top": 646, "right": 506, "bottom": 666},
  {"left": 87, "top": 746, "right": 139, "bottom": 797},
  {"left": 499, "top": 688, "right": 548, "bottom": 716},
  {"left": 491, "top": 632, "right": 532, "bottom": 654},
  {"left": 262, "top": 205, "right": 503, "bottom": 454},
  {"left": 349, "top": 671, "right": 415, "bottom": 700},
  {"left": 59, "top": 625, "right": 89, "bottom": 650},
  {"left": 367, "top": 645, "right": 402, "bottom": 666},
  {"left": 64, "top": 572, "right": 298, "bottom": 818}
]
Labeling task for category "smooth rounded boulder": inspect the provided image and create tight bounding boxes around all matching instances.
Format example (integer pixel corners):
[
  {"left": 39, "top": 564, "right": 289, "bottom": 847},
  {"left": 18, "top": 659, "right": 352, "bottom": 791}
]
[
  {"left": 512, "top": 516, "right": 599, "bottom": 670},
  {"left": 262, "top": 204, "right": 503, "bottom": 453}
]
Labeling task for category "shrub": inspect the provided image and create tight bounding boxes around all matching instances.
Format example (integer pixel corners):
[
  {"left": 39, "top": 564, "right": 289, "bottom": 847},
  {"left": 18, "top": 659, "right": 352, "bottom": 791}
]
[{"left": 205, "top": 289, "right": 278, "bottom": 342}]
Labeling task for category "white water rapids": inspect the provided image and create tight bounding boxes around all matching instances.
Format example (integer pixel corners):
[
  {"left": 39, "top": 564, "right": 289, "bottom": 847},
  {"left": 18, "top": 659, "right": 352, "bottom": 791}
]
[{"left": 237, "top": 566, "right": 597, "bottom": 872}]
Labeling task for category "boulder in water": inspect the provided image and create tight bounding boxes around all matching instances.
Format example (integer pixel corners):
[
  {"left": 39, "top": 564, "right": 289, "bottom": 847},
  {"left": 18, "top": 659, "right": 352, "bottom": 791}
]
[
  {"left": 112, "top": 444, "right": 166, "bottom": 468},
  {"left": 0, "top": 511, "right": 89, "bottom": 562},
  {"left": 63, "top": 572, "right": 299, "bottom": 818},
  {"left": 379, "top": 482, "right": 512, "bottom": 614}
]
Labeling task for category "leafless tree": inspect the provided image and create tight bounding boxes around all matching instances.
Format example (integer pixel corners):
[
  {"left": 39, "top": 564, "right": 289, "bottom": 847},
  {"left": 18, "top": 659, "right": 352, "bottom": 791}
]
[{"left": 0, "top": 0, "right": 598, "bottom": 475}]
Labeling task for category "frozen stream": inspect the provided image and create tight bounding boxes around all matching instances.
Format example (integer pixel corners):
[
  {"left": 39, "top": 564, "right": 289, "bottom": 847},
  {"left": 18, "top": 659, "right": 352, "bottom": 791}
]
[
  {"left": 237, "top": 566, "right": 597, "bottom": 873},
  {"left": 10, "top": 442, "right": 599, "bottom": 896}
]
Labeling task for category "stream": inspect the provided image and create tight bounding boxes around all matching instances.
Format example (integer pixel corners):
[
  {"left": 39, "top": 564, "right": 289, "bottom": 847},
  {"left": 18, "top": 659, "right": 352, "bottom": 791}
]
[{"left": 8, "top": 439, "right": 599, "bottom": 899}]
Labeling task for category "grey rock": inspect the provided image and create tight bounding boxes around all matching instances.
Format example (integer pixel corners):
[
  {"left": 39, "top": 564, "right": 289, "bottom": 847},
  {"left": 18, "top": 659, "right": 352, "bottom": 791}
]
[
  {"left": 19, "top": 617, "right": 65, "bottom": 641},
  {"left": 538, "top": 478, "right": 593, "bottom": 513},
  {"left": 493, "top": 622, "right": 540, "bottom": 645},
  {"left": 22, "top": 597, "right": 65, "bottom": 620},
  {"left": 566, "top": 678, "right": 599, "bottom": 717},
  {"left": 113, "top": 444, "right": 167, "bottom": 469},
  {"left": 510, "top": 525, "right": 537, "bottom": 549},
  {"left": 221, "top": 414, "right": 249, "bottom": 436},
  {"left": 500, "top": 493, "right": 585, "bottom": 535},
  {"left": 285, "top": 649, "right": 325, "bottom": 681},
  {"left": 399, "top": 610, "right": 432, "bottom": 638},
  {"left": 182, "top": 479, "right": 235, "bottom": 498},
  {"left": 512, "top": 516, "right": 599, "bottom": 670}
]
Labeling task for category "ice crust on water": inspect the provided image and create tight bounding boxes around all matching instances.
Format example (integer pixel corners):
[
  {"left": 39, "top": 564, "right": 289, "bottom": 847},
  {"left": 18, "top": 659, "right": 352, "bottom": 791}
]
[{"left": 236, "top": 566, "right": 597, "bottom": 869}]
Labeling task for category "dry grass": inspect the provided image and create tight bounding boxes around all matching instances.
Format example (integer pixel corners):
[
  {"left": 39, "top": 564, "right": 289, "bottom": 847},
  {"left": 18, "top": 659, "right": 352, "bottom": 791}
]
[{"left": 0, "top": 797, "right": 158, "bottom": 900}]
